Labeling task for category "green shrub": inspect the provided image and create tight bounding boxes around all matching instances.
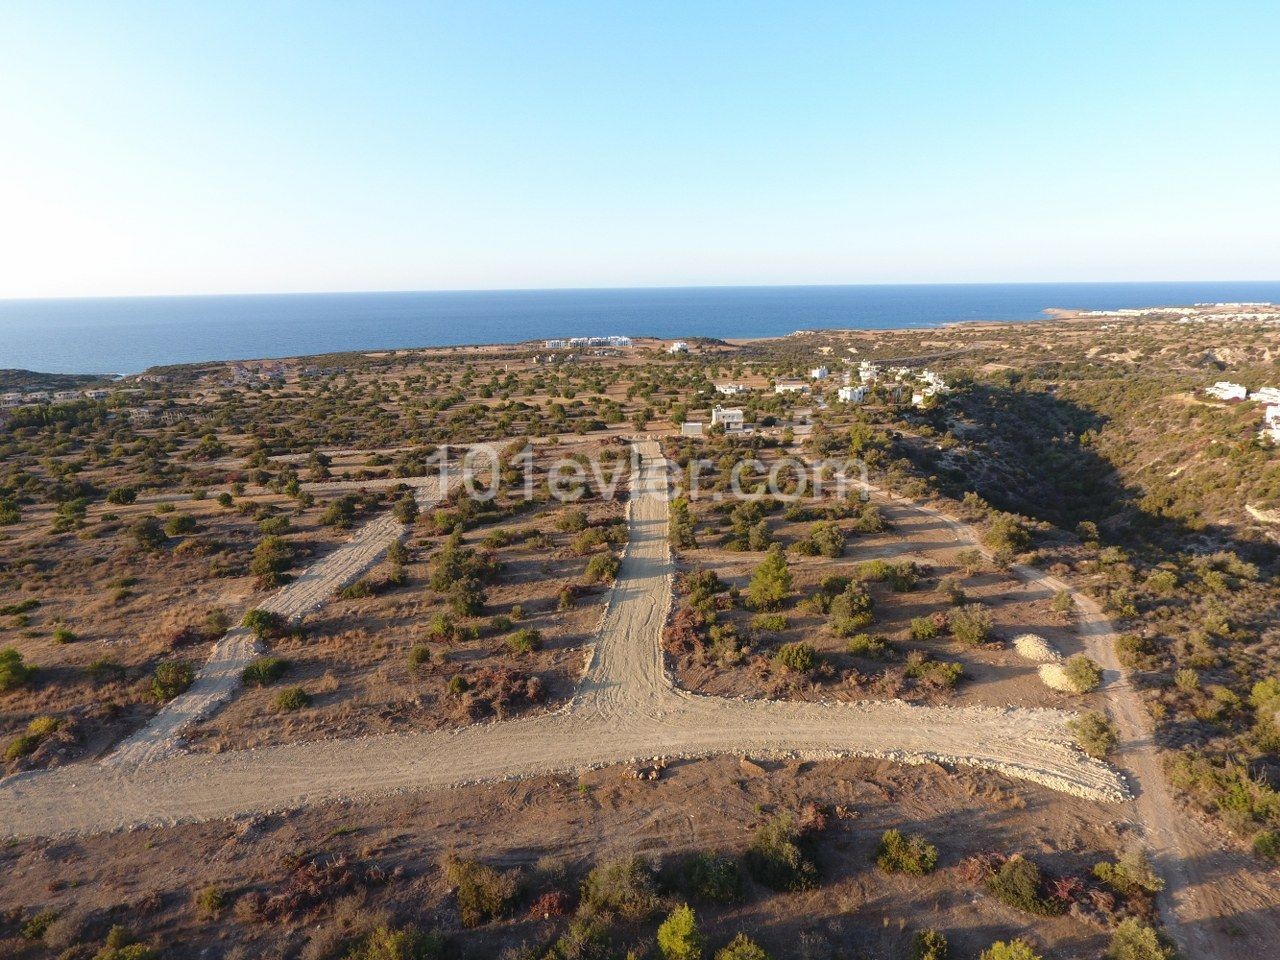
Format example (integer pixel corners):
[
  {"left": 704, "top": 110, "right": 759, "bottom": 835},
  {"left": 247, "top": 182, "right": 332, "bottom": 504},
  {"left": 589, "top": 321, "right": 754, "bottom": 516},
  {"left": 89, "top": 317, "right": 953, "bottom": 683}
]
[
  {"left": 746, "top": 546, "right": 792, "bottom": 610},
  {"left": 0, "top": 647, "right": 34, "bottom": 691},
  {"left": 876, "top": 829, "right": 938, "bottom": 875},
  {"left": 193, "top": 885, "right": 228, "bottom": 919},
  {"left": 751, "top": 614, "right": 788, "bottom": 633},
  {"left": 909, "top": 616, "right": 938, "bottom": 640},
  {"left": 272, "top": 686, "right": 311, "bottom": 712},
  {"left": 1063, "top": 654, "right": 1103, "bottom": 693},
  {"left": 683, "top": 851, "right": 744, "bottom": 903},
  {"left": 979, "top": 941, "right": 1041, "bottom": 960},
  {"left": 346, "top": 923, "right": 444, "bottom": 960},
  {"left": 744, "top": 814, "right": 817, "bottom": 891},
  {"left": 241, "top": 657, "right": 288, "bottom": 686},
  {"left": 443, "top": 855, "right": 520, "bottom": 928},
  {"left": 903, "top": 654, "right": 963, "bottom": 689},
  {"left": 506, "top": 627, "right": 543, "bottom": 655},
  {"left": 21, "top": 908, "right": 59, "bottom": 940},
  {"left": 1092, "top": 850, "right": 1164, "bottom": 896},
  {"left": 773, "top": 641, "right": 816, "bottom": 673},
  {"left": 828, "top": 583, "right": 874, "bottom": 635},
  {"left": 94, "top": 925, "right": 158, "bottom": 960},
  {"left": 1069, "top": 711, "right": 1119, "bottom": 758},
  {"left": 26, "top": 715, "right": 60, "bottom": 737},
  {"left": 584, "top": 552, "right": 621, "bottom": 583},
  {"left": 580, "top": 856, "right": 660, "bottom": 920},
  {"left": 845, "top": 633, "right": 894, "bottom": 660},
  {"left": 5, "top": 733, "right": 41, "bottom": 761},
  {"left": 1253, "top": 829, "right": 1280, "bottom": 860},
  {"left": 52, "top": 627, "right": 77, "bottom": 644},
  {"left": 910, "top": 929, "right": 950, "bottom": 960},
  {"left": 949, "top": 604, "right": 992, "bottom": 645},
  {"left": 657, "top": 904, "right": 705, "bottom": 960},
  {"left": 408, "top": 644, "right": 433, "bottom": 669},
  {"left": 149, "top": 660, "right": 194, "bottom": 701},
  {"left": 714, "top": 933, "right": 770, "bottom": 960},
  {"left": 1106, "top": 918, "right": 1175, "bottom": 960},
  {"left": 242, "top": 608, "right": 286, "bottom": 639},
  {"left": 985, "top": 857, "right": 1061, "bottom": 916}
]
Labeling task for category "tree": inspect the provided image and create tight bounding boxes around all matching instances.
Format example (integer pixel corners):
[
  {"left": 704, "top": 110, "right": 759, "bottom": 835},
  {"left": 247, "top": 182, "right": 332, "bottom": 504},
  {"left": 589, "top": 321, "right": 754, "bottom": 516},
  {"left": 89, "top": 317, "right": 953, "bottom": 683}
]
[
  {"left": 746, "top": 545, "right": 791, "bottom": 611},
  {"left": 949, "top": 604, "right": 992, "bottom": 645},
  {"left": 242, "top": 608, "right": 286, "bottom": 639},
  {"left": 657, "top": 904, "right": 705, "bottom": 960}
]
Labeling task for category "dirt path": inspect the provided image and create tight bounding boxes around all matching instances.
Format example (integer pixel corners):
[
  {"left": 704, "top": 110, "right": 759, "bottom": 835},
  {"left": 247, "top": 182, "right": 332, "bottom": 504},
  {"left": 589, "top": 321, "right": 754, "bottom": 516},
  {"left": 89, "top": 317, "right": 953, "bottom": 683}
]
[
  {"left": 1, "top": 443, "right": 1123, "bottom": 843},
  {"left": 105, "top": 474, "right": 455, "bottom": 768},
  {"left": 865, "top": 485, "right": 1279, "bottom": 960}
]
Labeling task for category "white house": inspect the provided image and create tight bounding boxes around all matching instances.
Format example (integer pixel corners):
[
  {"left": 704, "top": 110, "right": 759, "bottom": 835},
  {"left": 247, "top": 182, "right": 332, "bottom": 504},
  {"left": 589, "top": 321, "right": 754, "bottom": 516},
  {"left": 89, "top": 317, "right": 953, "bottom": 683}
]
[
  {"left": 83, "top": 389, "right": 110, "bottom": 400},
  {"left": 0, "top": 393, "right": 23, "bottom": 408},
  {"left": 837, "top": 385, "right": 867, "bottom": 403},
  {"left": 857, "top": 361, "right": 881, "bottom": 383},
  {"left": 680, "top": 421, "right": 705, "bottom": 437},
  {"left": 711, "top": 406, "right": 745, "bottom": 431},
  {"left": 809, "top": 366, "right": 830, "bottom": 380},
  {"left": 53, "top": 390, "right": 81, "bottom": 403},
  {"left": 668, "top": 341, "right": 689, "bottom": 354},
  {"left": 1206, "top": 381, "right": 1247, "bottom": 401},
  {"left": 714, "top": 383, "right": 746, "bottom": 396},
  {"left": 1262, "top": 405, "right": 1280, "bottom": 444},
  {"left": 544, "top": 339, "right": 567, "bottom": 349},
  {"left": 774, "top": 380, "right": 809, "bottom": 394},
  {"left": 1251, "top": 386, "right": 1280, "bottom": 405}
]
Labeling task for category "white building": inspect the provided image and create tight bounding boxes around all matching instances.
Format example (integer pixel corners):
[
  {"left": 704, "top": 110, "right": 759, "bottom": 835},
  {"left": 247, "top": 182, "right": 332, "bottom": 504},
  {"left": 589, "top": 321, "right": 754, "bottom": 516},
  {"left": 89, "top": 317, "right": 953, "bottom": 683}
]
[
  {"left": 680, "top": 421, "right": 705, "bottom": 437},
  {"left": 668, "top": 341, "right": 689, "bottom": 354},
  {"left": 711, "top": 406, "right": 745, "bottom": 431},
  {"left": 83, "top": 389, "right": 110, "bottom": 400},
  {"left": 1251, "top": 386, "right": 1280, "bottom": 405},
  {"left": 714, "top": 383, "right": 746, "bottom": 396},
  {"left": 1262, "top": 405, "right": 1280, "bottom": 444},
  {"left": 809, "top": 366, "right": 830, "bottom": 380},
  {"left": 774, "top": 379, "right": 809, "bottom": 394},
  {"left": 53, "top": 390, "right": 81, "bottom": 402},
  {"left": 544, "top": 339, "right": 567, "bottom": 349},
  {"left": 858, "top": 361, "right": 881, "bottom": 383},
  {"left": 1207, "top": 381, "right": 1247, "bottom": 401},
  {"left": 837, "top": 385, "right": 867, "bottom": 403},
  {"left": 1, "top": 393, "right": 23, "bottom": 408}
]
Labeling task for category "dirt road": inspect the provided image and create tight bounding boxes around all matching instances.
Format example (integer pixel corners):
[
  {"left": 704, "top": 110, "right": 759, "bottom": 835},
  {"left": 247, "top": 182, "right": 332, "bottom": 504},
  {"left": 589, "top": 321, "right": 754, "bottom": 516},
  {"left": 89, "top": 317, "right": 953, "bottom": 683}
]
[
  {"left": 0, "top": 443, "right": 1123, "bottom": 842},
  {"left": 105, "top": 474, "right": 455, "bottom": 768}
]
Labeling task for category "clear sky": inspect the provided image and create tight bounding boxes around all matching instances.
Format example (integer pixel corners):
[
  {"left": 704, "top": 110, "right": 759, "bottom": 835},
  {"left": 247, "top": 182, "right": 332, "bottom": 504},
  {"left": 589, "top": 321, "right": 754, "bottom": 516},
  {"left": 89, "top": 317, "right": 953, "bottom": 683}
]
[{"left": 2, "top": 1, "right": 1278, "bottom": 298}]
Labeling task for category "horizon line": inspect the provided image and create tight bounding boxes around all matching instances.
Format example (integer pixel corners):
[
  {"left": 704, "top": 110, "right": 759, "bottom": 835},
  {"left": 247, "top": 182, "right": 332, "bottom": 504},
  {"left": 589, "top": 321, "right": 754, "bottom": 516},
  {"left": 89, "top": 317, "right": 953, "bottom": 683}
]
[{"left": 4, "top": 277, "right": 1280, "bottom": 305}]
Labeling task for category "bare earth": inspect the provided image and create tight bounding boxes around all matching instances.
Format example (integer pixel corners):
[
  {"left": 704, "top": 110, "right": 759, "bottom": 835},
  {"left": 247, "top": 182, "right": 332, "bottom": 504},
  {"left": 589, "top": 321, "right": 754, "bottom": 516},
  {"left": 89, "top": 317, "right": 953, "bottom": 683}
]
[
  {"left": 0, "top": 443, "right": 1121, "bottom": 828},
  {"left": 4, "top": 443, "right": 1274, "bottom": 957}
]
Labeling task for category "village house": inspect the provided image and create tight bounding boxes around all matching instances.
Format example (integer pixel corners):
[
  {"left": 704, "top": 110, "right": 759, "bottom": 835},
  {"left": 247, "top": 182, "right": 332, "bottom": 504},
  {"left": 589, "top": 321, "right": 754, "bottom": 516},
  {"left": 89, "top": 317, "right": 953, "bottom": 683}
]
[
  {"left": 714, "top": 383, "right": 745, "bottom": 396},
  {"left": 809, "top": 365, "right": 830, "bottom": 380},
  {"left": 837, "top": 385, "right": 867, "bottom": 403},
  {"left": 1206, "top": 381, "right": 1248, "bottom": 401},
  {"left": 857, "top": 361, "right": 881, "bottom": 383},
  {"left": 52, "top": 390, "right": 81, "bottom": 403},
  {"left": 1251, "top": 386, "right": 1280, "bottom": 405},
  {"left": 1262, "top": 405, "right": 1280, "bottom": 444},
  {"left": 774, "top": 379, "right": 809, "bottom": 394},
  {"left": 667, "top": 341, "right": 689, "bottom": 354},
  {"left": 711, "top": 406, "right": 745, "bottom": 431},
  {"left": 1, "top": 393, "right": 23, "bottom": 408},
  {"left": 680, "top": 421, "right": 705, "bottom": 437},
  {"left": 83, "top": 389, "right": 110, "bottom": 400}
]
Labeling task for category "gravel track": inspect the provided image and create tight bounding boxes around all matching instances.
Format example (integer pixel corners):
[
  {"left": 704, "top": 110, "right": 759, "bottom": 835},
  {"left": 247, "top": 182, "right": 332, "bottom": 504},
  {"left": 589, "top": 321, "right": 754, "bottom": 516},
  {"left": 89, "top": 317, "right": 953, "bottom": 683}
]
[{"left": 0, "top": 444, "right": 1124, "bottom": 840}]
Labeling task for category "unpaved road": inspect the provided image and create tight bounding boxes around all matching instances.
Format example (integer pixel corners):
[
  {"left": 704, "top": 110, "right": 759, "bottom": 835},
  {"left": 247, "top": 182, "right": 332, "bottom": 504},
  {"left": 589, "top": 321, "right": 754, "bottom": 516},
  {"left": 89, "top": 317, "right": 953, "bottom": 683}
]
[
  {"left": 1, "top": 443, "right": 1123, "bottom": 843},
  {"left": 106, "top": 474, "right": 455, "bottom": 768}
]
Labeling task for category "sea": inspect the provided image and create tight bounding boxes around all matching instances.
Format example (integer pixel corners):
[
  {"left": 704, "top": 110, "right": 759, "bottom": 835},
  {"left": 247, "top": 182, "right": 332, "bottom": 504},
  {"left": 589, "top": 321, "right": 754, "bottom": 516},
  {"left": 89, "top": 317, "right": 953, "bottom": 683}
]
[{"left": 2, "top": 280, "right": 1279, "bottom": 375}]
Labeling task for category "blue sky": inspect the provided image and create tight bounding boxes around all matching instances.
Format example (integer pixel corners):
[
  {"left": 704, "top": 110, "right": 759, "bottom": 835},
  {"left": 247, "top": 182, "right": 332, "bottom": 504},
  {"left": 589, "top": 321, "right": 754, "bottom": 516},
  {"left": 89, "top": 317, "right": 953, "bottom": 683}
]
[{"left": 2, "top": 1, "right": 1277, "bottom": 297}]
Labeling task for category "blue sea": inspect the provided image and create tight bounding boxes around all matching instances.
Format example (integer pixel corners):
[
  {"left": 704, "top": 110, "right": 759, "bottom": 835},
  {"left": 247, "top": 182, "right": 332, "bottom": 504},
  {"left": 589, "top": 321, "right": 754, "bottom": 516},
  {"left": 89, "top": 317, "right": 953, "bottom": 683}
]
[{"left": 1, "top": 281, "right": 1279, "bottom": 375}]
